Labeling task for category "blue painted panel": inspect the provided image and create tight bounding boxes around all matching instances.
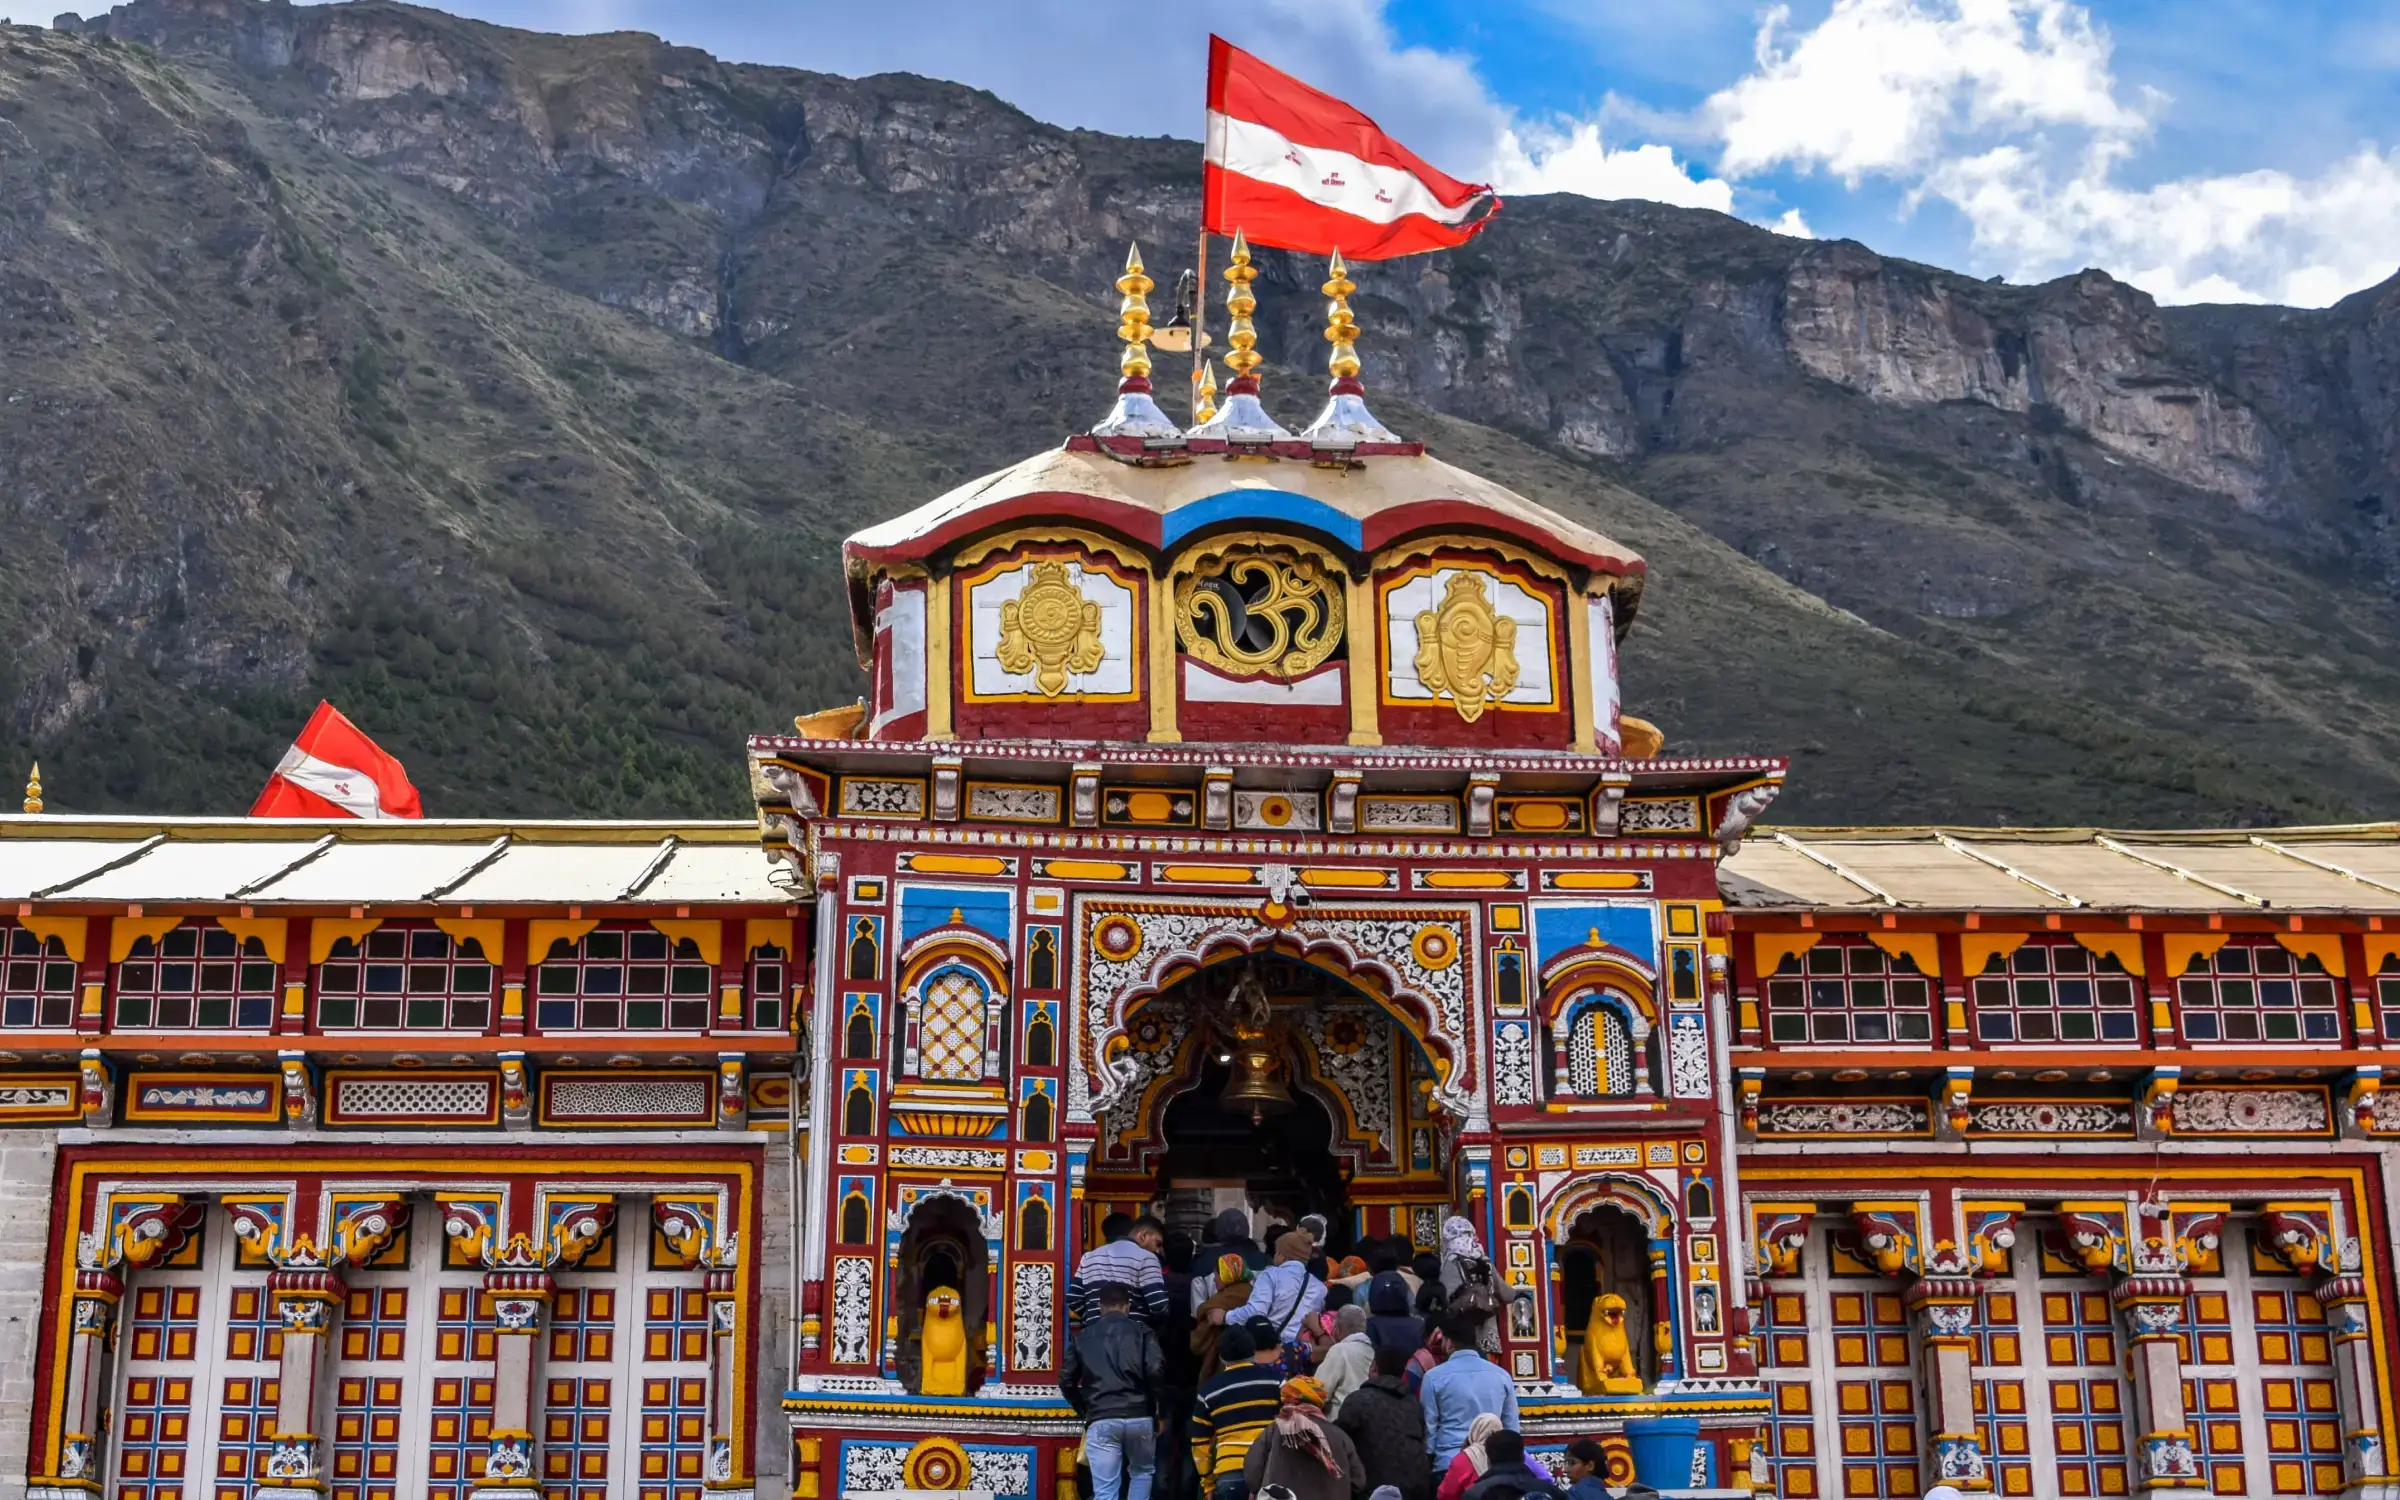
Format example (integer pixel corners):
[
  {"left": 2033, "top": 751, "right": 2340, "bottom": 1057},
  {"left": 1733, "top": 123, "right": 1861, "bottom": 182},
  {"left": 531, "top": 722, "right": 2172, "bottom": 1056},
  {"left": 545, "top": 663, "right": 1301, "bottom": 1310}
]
[
  {"left": 1532, "top": 902, "right": 1659, "bottom": 969},
  {"left": 1158, "top": 488, "right": 1365, "bottom": 550},
  {"left": 897, "top": 883, "right": 1015, "bottom": 944}
]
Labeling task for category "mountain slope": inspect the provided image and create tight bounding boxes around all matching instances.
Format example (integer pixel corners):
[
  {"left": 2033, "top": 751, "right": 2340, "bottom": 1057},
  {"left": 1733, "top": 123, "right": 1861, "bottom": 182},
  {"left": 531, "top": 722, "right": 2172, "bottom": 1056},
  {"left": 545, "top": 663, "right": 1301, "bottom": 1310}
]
[{"left": 7, "top": 0, "right": 2400, "bottom": 825}]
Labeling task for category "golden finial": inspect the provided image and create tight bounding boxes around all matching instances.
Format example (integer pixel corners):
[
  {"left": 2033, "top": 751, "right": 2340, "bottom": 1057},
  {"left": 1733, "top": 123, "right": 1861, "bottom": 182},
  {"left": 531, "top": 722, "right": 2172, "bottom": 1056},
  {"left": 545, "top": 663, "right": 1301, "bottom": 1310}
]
[
  {"left": 1222, "top": 229, "right": 1262, "bottom": 386},
  {"left": 22, "top": 761, "right": 40, "bottom": 815},
  {"left": 1296, "top": 245, "right": 1399, "bottom": 445},
  {"left": 1115, "top": 243, "right": 1155, "bottom": 381},
  {"left": 1193, "top": 359, "right": 1220, "bottom": 424},
  {"left": 1323, "top": 250, "right": 1360, "bottom": 381}
]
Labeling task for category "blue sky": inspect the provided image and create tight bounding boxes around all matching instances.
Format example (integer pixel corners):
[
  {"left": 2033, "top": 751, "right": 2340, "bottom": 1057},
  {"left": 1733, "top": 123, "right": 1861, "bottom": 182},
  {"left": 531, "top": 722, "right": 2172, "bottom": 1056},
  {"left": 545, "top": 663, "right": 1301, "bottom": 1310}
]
[{"left": 22, "top": 0, "right": 2398, "bottom": 306}]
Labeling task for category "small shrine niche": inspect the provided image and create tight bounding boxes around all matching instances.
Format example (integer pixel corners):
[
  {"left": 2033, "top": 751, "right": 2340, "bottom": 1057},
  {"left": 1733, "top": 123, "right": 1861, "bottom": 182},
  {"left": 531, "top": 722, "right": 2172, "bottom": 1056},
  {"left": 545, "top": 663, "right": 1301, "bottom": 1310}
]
[
  {"left": 894, "top": 1196, "right": 988, "bottom": 1396},
  {"left": 1560, "top": 1204, "right": 1658, "bottom": 1393}
]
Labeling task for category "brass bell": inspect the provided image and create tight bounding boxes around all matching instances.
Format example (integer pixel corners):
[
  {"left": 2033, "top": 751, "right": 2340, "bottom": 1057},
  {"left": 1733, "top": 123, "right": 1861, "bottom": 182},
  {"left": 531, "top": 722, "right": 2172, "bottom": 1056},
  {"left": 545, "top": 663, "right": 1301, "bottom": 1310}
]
[{"left": 1220, "top": 1033, "right": 1294, "bottom": 1126}]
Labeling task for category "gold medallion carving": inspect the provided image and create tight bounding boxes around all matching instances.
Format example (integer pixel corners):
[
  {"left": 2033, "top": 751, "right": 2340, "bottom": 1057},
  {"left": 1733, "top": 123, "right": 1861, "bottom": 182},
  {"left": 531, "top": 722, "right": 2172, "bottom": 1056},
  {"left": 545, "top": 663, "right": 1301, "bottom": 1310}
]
[
  {"left": 995, "top": 560, "right": 1105, "bottom": 696},
  {"left": 1173, "top": 546, "right": 1345, "bottom": 678},
  {"left": 1414, "top": 571, "right": 1519, "bottom": 722}
]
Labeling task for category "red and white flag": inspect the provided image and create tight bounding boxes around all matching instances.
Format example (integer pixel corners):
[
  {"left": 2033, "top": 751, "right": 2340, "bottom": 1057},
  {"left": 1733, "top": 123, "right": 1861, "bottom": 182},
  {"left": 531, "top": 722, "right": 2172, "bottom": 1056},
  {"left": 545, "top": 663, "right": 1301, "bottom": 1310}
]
[
  {"left": 250, "top": 701, "right": 424, "bottom": 820},
  {"left": 1204, "top": 35, "right": 1499, "bottom": 260}
]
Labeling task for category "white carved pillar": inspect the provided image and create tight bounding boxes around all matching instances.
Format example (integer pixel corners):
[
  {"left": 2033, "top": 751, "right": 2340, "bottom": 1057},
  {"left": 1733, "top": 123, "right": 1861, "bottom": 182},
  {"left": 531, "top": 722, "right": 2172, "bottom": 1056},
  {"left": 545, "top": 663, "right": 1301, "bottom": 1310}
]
[
  {"left": 1905, "top": 1270, "right": 1988, "bottom": 1490},
  {"left": 39, "top": 1271, "right": 123, "bottom": 1495},
  {"left": 2115, "top": 1274, "right": 2201, "bottom": 1490},
  {"left": 255, "top": 1269, "right": 345, "bottom": 1499},
  {"left": 2316, "top": 1274, "right": 2392, "bottom": 1498},
  {"left": 705, "top": 1267, "right": 751, "bottom": 1496},
  {"left": 479, "top": 1270, "right": 554, "bottom": 1500}
]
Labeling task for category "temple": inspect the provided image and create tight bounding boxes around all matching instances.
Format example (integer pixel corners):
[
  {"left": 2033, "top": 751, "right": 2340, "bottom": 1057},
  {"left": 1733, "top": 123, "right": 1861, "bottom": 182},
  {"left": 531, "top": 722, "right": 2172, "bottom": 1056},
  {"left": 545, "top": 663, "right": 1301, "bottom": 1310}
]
[{"left": 0, "top": 238, "right": 2391, "bottom": 1500}]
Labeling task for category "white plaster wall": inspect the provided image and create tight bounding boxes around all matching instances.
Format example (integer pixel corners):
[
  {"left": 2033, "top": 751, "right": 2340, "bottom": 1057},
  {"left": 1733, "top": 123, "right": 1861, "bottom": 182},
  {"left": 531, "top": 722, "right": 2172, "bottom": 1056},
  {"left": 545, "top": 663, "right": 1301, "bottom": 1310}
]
[
  {"left": 755, "top": 1129, "right": 796, "bottom": 1500},
  {"left": 0, "top": 1131, "right": 58, "bottom": 1500}
]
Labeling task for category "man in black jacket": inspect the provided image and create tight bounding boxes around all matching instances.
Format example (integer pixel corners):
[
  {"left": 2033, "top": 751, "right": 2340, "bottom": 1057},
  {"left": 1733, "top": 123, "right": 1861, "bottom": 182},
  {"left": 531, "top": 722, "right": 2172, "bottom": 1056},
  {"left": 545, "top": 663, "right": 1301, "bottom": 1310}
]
[
  {"left": 1334, "top": 1346, "right": 1431, "bottom": 1500},
  {"left": 1063, "top": 1282, "right": 1167, "bottom": 1500},
  {"left": 1461, "top": 1432, "right": 1562, "bottom": 1500}
]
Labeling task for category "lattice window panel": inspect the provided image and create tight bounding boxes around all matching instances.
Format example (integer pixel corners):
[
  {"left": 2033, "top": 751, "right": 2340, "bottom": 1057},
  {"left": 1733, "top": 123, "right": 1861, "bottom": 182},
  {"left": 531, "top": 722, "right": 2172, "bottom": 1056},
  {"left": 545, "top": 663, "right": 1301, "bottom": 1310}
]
[
  {"left": 2175, "top": 942, "right": 2343, "bottom": 1044},
  {"left": 1971, "top": 1285, "right": 2035, "bottom": 1498},
  {"left": 541, "top": 1376, "right": 616, "bottom": 1500},
  {"left": 116, "top": 1372, "right": 198, "bottom": 1500},
  {"left": 115, "top": 924, "right": 277, "bottom": 1029},
  {"left": 317, "top": 923, "right": 495, "bottom": 1030},
  {"left": 917, "top": 970, "right": 989, "bottom": 1081},
  {"left": 551, "top": 1286, "right": 618, "bottom": 1363},
  {"left": 1971, "top": 939, "right": 2140, "bottom": 1043},
  {"left": 2181, "top": 1228, "right": 2346, "bottom": 1496},
  {"left": 636, "top": 1374, "right": 710, "bottom": 1500},
  {"left": 2037, "top": 1271, "right": 2132, "bottom": 1497},
  {"left": 341, "top": 1284, "right": 411, "bottom": 1361},
  {"left": 1564, "top": 1006, "right": 1632, "bottom": 1097},
  {"left": 644, "top": 1286, "right": 710, "bottom": 1363},
  {"left": 333, "top": 1077, "right": 495, "bottom": 1120},
  {"left": 224, "top": 1282, "right": 284, "bottom": 1364},
  {"left": 534, "top": 926, "right": 712, "bottom": 1032},
  {"left": 330, "top": 1372, "right": 408, "bottom": 1500},
  {"left": 435, "top": 1284, "right": 498, "bottom": 1362},
  {"left": 1754, "top": 1283, "right": 1824, "bottom": 1499},
  {"left": 212, "top": 1372, "right": 281, "bottom": 1500},
  {"left": 1827, "top": 1282, "right": 1921, "bottom": 1499},
  {"left": 1764, "top": 941, "right": 1934, "bottom": 1044},
  {"left": 426, "top": 1374, "right": 496, "bottom": 1500}
]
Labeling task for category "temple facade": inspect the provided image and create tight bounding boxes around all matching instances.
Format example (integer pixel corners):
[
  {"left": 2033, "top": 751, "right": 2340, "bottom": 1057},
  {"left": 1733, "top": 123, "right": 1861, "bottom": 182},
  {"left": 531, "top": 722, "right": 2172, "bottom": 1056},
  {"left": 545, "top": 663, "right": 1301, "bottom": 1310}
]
[{"left": 0, "top": 243, "right": 2393, "bottom": 1500}]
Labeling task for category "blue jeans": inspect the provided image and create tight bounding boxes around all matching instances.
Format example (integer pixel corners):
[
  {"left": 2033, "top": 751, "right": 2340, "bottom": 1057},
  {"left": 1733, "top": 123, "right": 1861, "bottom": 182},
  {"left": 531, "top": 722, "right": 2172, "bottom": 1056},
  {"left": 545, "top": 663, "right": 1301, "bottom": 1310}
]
[{"left": 1085, "top": 1416, "right": 1157, "bottom": 1500}]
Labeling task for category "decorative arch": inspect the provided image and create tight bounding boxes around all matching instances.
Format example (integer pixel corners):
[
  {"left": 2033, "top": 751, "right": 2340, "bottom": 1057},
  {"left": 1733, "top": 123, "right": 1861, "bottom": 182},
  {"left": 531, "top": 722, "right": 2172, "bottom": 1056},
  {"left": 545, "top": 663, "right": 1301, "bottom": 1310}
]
[
  {"left": 1544, "top": 1172, "right": 1677, "bottom": 1244},
  {"left": 1074, "top": 899, "right": 1475, "bottom": 1121},
  {"left": 898, "top": 923, "right": 1010, "bottom": 1085},
  {"left": 1538, "top": 941, "right": 1658, "bottom": 1025}
]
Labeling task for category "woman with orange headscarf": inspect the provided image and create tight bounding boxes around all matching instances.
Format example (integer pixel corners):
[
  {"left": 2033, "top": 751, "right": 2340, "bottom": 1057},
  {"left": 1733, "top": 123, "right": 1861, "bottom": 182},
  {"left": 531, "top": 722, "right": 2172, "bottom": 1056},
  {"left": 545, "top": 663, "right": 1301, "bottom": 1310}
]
[
  {"left": 1191, "top": 1253, "right": 1255, "bottom": 1379},
  {"left": 1242, "top": 1376, "right": 1366, "bottom": 1500}
]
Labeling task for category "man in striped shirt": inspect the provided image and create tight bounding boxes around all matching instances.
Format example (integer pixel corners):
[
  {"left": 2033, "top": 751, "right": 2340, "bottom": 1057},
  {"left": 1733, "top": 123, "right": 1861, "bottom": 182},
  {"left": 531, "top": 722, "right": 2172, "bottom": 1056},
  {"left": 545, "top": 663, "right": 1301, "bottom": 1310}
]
[
  {"left": 1189, "top": 1324, "right": 1284, "bottom": 1500},
  {"left": 1071, "top": 1213, "right": 1170, "bottom": 1326}
]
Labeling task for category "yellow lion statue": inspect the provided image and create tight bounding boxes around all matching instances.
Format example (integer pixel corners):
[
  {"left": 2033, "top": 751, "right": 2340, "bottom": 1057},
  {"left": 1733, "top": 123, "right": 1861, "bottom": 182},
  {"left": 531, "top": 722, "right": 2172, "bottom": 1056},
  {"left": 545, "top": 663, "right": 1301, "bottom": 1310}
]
[
  {"left": 1577, "top": 1292, "right": 1641, "bottom": 1394},
  {"left": 919, "top": 1287, "right": 969, "bottom": 1396}
]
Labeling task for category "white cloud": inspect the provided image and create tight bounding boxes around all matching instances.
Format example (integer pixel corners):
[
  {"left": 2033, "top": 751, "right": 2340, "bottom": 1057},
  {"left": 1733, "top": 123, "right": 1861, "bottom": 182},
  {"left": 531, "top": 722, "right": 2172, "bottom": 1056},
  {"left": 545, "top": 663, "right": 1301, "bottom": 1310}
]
[
  {"left": 1693, "top": 0, "right": 2400, "bottom": 305},
  {"left": 1709, "top": 0, "right": 2141, "bottom": 180},
  {"left": 1770, "top": 207, "right": 1815, "bottom": 238},
  {"left": 1491, "top": 125, "right": 1735, "bottom": 213}
]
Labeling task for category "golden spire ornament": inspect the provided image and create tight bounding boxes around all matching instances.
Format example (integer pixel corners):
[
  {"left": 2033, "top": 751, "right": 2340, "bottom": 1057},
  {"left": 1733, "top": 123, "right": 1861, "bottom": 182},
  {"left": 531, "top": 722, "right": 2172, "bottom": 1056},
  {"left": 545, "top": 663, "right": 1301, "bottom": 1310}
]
[
  {"left": 1192, "top": 359, "right": 1219, "bottom": 425},
  {"left": 1186, "top": 229, "right": 1292, "bottom": 443},
  {"left": 1088, "top": 242, "right": 1182, "bottom": 441},
  {"left": 1299, "top": 248, "right": 1399, "bottom": 446},
  {"left": 22, "top": 761, "right": 41, "bottom": 815}
]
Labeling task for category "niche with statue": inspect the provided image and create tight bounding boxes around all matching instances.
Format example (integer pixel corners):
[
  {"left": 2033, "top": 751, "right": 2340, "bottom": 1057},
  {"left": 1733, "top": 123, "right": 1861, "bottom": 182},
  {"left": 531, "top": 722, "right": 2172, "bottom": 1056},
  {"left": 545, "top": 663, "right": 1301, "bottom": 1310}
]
[
  {"left": 1558, "top": 1204, "right": 1656, "bottom": 1394},
  {"left": 893, "top": 1196, "right": 989, "bottom": 1395}
]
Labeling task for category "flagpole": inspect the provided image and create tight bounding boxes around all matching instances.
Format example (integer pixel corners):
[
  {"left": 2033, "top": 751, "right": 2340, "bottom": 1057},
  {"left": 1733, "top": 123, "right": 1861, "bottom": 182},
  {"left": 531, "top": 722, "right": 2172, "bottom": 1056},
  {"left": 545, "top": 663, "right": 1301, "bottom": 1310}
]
[{"left": 1192, "top": 227, "right": 1209, "bottom": 419}]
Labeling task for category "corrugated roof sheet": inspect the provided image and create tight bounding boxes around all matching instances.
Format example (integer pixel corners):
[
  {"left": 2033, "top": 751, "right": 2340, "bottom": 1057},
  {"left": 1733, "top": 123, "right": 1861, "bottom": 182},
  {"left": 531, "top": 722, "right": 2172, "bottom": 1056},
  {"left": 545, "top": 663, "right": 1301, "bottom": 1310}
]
[
  {"left": 1722, "top": 825, "right": 2400, "bottom": 911},
  {"left": 0, "top": 818, "right": 793, "bottom": 905}
]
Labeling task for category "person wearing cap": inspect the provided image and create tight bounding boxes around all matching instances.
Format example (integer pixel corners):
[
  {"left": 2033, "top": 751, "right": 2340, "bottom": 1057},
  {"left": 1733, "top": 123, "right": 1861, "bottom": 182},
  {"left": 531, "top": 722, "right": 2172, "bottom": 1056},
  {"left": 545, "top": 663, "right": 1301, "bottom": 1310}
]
[
  {"left": 1315, "top": 1304, "right": 1376, "bottom": 1415},
  {"left": 1241, "top": 1374, "right": 1366, "bottom": 1500},
  {"left": 1554, "top": 1439, "right": 1610, "bottom": 1500},
  {"left": 1459, "top": 1432, "right": 1561, "bottom": 1500},
  {"left": 1191, "top": 1324, "right": 1284, "bottom": 1500},
  {"left": 1216, "top": 1232, "right": 1329, "bottom": 1359}
]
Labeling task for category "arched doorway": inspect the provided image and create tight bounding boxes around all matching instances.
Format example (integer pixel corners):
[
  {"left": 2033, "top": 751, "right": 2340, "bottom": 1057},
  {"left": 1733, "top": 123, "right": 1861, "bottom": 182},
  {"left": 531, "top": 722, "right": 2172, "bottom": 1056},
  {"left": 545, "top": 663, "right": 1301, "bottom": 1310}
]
[
  {"left": 893, "top": 1195, "right": 988, "bottom": 1394},
  {"left": 1559, "top": 1204, "right": 1656, "bottom": 1389},
  {"left": 1096, "top": 952, "right": 1451, "bottom": 1255}
]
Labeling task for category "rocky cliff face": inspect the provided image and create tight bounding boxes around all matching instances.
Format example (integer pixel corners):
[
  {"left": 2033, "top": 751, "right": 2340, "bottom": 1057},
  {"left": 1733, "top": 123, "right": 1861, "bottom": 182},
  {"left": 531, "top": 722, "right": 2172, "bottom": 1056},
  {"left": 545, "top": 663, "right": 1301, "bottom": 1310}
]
[{"left": 15, "top": 0, "right": 2400, "bottom": 824}]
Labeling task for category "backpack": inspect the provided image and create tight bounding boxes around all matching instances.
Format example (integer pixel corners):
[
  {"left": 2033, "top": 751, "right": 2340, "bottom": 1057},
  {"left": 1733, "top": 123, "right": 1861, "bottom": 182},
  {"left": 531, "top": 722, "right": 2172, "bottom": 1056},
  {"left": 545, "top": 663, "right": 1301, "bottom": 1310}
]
[{"left": 1447, "top": 1255, "right": 1501, "bottom": 1324}]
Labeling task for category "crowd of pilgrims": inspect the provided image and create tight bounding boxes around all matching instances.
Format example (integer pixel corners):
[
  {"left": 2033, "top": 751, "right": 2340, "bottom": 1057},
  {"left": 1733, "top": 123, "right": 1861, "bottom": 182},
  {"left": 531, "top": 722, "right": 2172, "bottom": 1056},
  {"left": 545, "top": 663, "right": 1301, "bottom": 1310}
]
[{"left": 1057, "top": 1209, "right": 1645, "bottom": 1500}]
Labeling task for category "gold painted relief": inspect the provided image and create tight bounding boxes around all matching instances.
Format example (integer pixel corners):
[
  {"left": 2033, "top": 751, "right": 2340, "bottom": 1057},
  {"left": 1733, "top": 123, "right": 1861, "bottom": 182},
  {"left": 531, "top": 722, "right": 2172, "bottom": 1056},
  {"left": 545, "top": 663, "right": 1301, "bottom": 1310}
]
[
  {"left": 1414, "top": 572, "right": 1520, "bottom": 722},
  {"left": 1173, "top": 546, "right": 1345, "bottom": 678},
  {"left": 996, "top": 560, "right": 1105, "bottom": 696}
]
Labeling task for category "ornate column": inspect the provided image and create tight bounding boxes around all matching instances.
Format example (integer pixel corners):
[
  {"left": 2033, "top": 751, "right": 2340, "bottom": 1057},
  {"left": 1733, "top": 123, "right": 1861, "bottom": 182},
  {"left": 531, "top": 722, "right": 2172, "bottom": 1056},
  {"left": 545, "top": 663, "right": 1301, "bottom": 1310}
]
[
  {"left": 1645, "top": 1239, "right": 1677, "bottom": 1383},
  {"left": 41, "top": 1271, "right": 123, "bottom": 1495},
  {"left": 255, "top": 1269, "right": 346, "bottom": 1500},
  {"left": 32, "top": 1196, "right": 205, "bottom": 1498},
  {"left": 1904, "top": 1266, "right": 1988, "bottom": 1491},
  {"left": 479, "top": 1269, "right": 554, "bottom": 1499},
  {"left": 2114, "top": 1273, "right": 2200, "bottom": 1490},
  {"left": 2314, "top": 1273, "right": 2392, "bottom": 1497}
]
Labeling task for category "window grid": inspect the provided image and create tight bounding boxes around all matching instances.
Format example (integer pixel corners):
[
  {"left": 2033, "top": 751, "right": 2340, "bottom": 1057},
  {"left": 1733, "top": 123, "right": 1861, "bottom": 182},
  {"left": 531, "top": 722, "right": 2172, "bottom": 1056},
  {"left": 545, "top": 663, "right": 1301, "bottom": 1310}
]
[
  {"left": 0, "top": 925, "right": 75, "bottom": 1028},
  {"left": 426, "top": 1374, "right": 497, "bottom": 1500},
  {"left": 1972, "top": 942, "right": 2140, "bottom": 1044},
  {"left": 747, "top": 947, "right": 788, "bottom": 1032},
  {"left": 330, "top": 1372, "right": 407, "bottom": 1500},
  {"left": 1971, "top": 1287, "right": 2035, "bottom": 1497},
  {"left": 1765, "top": 944, "right": 1933, "bottom": 1045},
  {"left": 540, "top": 1376, "right": 616, "bottom": 1500},
  {"left": 116, "top": 926, "right": 276, "bottom": 1030},
  {"left": 1755, "top": 1284, "right": 1822, "bottom": 1499},
  {"left": 2176, "top": 944, "right": 2342, "bottom": 1044},
  {"left": 116, "top": 1373, "right": 197, "bottom": 1500},
  {"left": 341, "top": 1284, "right": 411, "bottom": 1361},
  {"left": 318, "top": 925, "right": 494, "bottom": 1031},
  {"left": 1826, "top": 1282, "right": 1919, "bottom": 1499},
  {"left": 2038, "top": 1281, "right": 2130, "bottom": 1496},
  {"left": 213, "top": 1372, "right": 281, "bottom": 1500},
  {"left": 537, "top": 928, "right": 712, "bottom": 1032},
  {"left": 2374, "top": 969, "right": 2400, "bottom": 1042},
  {"left": 643, "top": 1287, "right": 709, "bottom": 1363}
]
